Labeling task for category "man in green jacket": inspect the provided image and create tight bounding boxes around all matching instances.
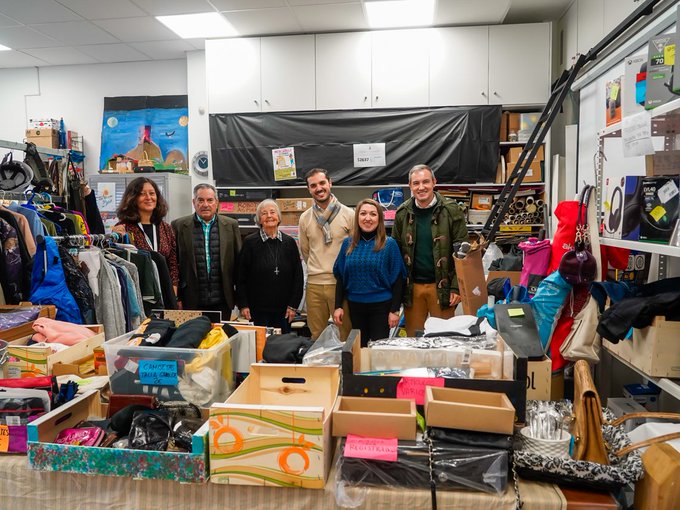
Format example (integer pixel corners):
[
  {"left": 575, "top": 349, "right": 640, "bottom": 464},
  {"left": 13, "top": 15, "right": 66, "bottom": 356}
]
[{"left": 392, "top": 164, "right": 469, "bottom": 336}]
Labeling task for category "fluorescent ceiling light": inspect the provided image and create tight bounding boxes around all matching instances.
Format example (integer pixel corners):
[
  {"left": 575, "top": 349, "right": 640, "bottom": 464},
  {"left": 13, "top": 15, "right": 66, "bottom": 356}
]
[
  {"left": 0, "top": 44, "right": 11, "bottom": 51},
  {"left": 156, "top": 12, "right": 237, "bottom": 39},
  {"left": 365, "top": 0, "right": 436, "bottom": 29}
]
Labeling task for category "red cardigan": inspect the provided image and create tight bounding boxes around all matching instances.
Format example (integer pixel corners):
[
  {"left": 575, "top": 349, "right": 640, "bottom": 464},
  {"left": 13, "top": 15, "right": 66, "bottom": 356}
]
[{"left": 116, "top": 221, "right": 179, "bottom": 286}]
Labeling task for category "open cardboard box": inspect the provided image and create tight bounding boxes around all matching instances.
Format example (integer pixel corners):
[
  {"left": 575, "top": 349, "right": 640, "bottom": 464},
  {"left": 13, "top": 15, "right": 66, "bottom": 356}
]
[
  {"left": 341, "top": 331, "right": 527, "bottom": 423},
  {"left": 424, "top": 386, "right": 515, "bottom": 435},
  {"left": 5, "top": 325, "right": 104, "bottom": 378},
  {"left": 209, "top": 363, "right": 339, "bottom": 489},
  {"left": 27, "top": 390, "right": 210, "bottom": 482},
  {"left": 332, "top": 396, "right": 416, "bottom": 440}
]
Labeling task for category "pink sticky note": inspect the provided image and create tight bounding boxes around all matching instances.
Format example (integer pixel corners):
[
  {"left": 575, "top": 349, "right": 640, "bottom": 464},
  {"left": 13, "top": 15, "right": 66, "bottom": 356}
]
[
  {"left": 384, "top": 210, "right": 396, "bottom": 220},
  {"left": 344, "top": 434, "right": 398, "bottom": 462},
  {"left": 396, "top": 377, "right": 445, "bottom": 405},
  {"left": 220, "top": 202, "right": 235, "bottom": 212}
]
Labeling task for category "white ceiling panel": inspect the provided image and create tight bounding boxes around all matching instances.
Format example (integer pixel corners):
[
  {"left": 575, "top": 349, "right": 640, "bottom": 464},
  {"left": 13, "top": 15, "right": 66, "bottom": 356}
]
[
  {"left": 31, "top": 21, "right": 118, "bottom": 45},
  {"left": 128, "top": 0, "right": 216, "bottom": 16},
  {"left": 225, "top": 8, "right": 301, "bottom": 36},
  {"left": 288, "top": 0, "right": 360, "bottom": 5},
  {"left": 130, "top": 40, "right": 195, "bottom": 60},
  {"left": 212, "top": 0, "right": 286, "bottom": 10},
  {"left": 504, "top": 0, "right": 572, "bottom": 23},
  {"left": 0, "top": 26, "right": 59, "bottom": 49},
  {"left": 76, "top": 43, "right": 150, "bottom": 62},
  {"left": 0, "top": 12, "right": 21, "bottom": 27},
  {"left": 294, "top": 3, "right": 367, "bottom": 32},
  {"left": 437, "top": 0, "right": 511, "bottom": 25},
  {"left": 93, "top": 17, "right": 180, "bottom": 42},
  {"left": 0, "top": 0, "right": 82, "bottom": 24},
  {"left": 22, "top": 46, "right": 99, "bottom": 65},
  {"left": 56, "top": 0, "right": 147, "bottom": 20},
  {"left": 0, "top": 49, "right": 48, "bottom": 68}
]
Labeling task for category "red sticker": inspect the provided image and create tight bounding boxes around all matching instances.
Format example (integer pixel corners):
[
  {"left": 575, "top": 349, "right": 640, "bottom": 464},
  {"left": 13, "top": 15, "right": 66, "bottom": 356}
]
[
  {"left": 344, "top": 434, "right": 398, "bottom": 462},
  {"left": 220, "top": 202, "right": 235, "bottom": 212},
  {"left": 396, "top": 377, "right": 445, "bottom": 405}
]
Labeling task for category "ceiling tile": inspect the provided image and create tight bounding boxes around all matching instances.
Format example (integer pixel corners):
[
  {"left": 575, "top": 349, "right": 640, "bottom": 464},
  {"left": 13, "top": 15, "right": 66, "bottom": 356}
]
[
  {"left": 56, "top": 0, "right": 147, "bottom": 19},
  {"left": 0, "top": 12, "right": 22, "bottom": 27},
  {"left": 21, "top": 46, "right": 99, "bottom": 65},
  {"left": 224, "top": 8, "right": 301, "bottom": 36},
  {"left": 130, "top": 39, "right": 195, "bottom": 60},
  {"left": 127, "top": 0, "right": 216, "bottom": 16},
  {"left": 294, "top": 3, "right": 367, "bottom": 32},
  {"left": 93, "top": 17, "right": 180, "bottom": 42},
  {"left": 436, "top": 0, "right": 510, "bottom": 25},
  {"left": 31, "top": 21, "right": 119, "bottom": 45},
  {"left": 212, "top": 0, "right": 286, "bottom": 9},
  {"left": 0, "top": 50, "right": 48, "bottom": 68},
  {"left": 76, "top": 42, "right": 150, "bottom": 62},
  {"left": 288, "top": 0, "right": 359, "bottom": 5},
  {"left": 0, "top": 0, "right": 82, "bottom": 24},
  {"left": 0, "top": 26, "right": 60, "bottom": 49}
]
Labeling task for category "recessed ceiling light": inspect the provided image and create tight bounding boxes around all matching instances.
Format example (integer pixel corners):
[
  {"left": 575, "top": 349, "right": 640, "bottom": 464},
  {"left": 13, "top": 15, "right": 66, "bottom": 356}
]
[
  {"left": 156, "top": 12, "right": 237, "bottom": 39},
  {"left": 0, "top": 44, "right": 11, "bottom": 51},
  {"left": 365, "top": 0, "right": 436, "bottom": 29}
]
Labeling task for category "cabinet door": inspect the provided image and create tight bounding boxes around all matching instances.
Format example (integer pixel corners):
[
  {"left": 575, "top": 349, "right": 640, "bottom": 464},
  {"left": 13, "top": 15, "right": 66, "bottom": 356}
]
[
  {"left": 316, "top": 32, "right": 372, "bottom": 110},
  {"left": 430, "top": 26, "right": 489, "bottom": 106},
  {"left": 261, "top": 35, "right": 316, "bottom": 112},
  {"left": 205, "top": 38, "right": 261, "bottom": 113},
  {"left": 577, "top": 0, "right": 604, "bottom": 57},
  {"left": 489, "top": 23, "right": 551, "bottom": 105},
  {"left": 603, "top": 0, "right": 639, "bottom": 36},
  {"left": 372, "top": 29, "right": 430, "bottom": 108}
]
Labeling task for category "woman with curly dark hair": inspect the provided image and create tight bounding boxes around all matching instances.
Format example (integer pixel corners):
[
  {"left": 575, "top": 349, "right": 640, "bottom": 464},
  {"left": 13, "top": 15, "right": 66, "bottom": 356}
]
[{"left": 112, "top": 177, "right": 179, "bottom": 300}]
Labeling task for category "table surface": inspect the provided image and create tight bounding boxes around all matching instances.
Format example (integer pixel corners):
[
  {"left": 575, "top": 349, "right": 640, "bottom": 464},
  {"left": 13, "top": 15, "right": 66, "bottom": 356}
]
[{"left": 0, "top": 453, "right": 567, "bottom": 510}]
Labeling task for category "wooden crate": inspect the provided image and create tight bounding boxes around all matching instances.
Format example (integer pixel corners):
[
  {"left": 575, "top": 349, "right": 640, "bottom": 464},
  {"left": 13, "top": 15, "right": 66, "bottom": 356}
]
[{"left": 0, "top": 303, "right": 56, "bottom": 341}]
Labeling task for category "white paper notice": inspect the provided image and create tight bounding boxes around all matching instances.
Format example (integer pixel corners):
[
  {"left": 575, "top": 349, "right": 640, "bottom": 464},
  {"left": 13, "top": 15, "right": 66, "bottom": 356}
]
[
  {"left": 353, "top": 143, "right": 386, "bottom": 167},
  {"left": 97, "top": 182, "right": 116, "bottom": 212},
  {"left": 622, "top": 111, "right": 655, "bottom": 157},
  {"left": 272, "top": 147, "right": 297, "bottom": 181}
]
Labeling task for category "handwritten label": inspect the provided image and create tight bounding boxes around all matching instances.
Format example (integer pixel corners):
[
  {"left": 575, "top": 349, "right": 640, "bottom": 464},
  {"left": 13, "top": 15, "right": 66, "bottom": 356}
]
[
  {"left": 396, "top": 377, "right": 445, "bottom": 405},
  {"left": 138, "top": 360, "right": 178, "bottom": 386},
  {"left": 344, "top": 434, "right": 397, "bottom": 461},
  {"left": 220, "top": 202, "right": 235, "bottom": 212},
  {"left": 0, "top": 425, "right": 9, "bottom": 452},
  {"left": 508, "top": 308, "right": 525, "bottom": 318}
]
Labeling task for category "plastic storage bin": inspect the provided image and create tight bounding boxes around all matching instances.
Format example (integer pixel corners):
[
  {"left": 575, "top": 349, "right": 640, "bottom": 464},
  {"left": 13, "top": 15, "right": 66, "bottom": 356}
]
[{"left": 103, "top": 331, "right": 236, "bottom": 407}]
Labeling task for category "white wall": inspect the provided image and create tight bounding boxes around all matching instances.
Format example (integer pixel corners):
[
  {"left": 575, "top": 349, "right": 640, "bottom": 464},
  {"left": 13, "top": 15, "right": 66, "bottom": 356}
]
[
  {"left": 0, "top": 59, "right": 187, "bottom": 176},
  {"left": 186, "top": 50, "right": 212, "bottom": 186}
]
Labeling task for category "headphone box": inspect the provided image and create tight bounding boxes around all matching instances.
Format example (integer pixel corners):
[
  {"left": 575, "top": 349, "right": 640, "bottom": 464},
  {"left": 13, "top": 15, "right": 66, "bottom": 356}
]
[
  {"left": 639, "top": 176, "right": 679, "bottom": 243},
  {"left": 602, "top": 175, "right": 643, "bottom": 240}
]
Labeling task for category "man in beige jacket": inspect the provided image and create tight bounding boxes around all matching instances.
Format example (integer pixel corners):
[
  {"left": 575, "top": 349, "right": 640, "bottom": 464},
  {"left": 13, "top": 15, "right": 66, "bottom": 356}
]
[{"left": 299, "top": 168, "right": 354, "bottom": 340}]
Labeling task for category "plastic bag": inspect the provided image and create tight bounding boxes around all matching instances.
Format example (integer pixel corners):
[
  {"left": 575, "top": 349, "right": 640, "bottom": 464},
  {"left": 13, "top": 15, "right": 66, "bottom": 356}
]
[
  {"left": 302, "top": 324, "right": 343, "bottom": 366},
  {"left": 482, "top": 242, "right": 503, "bottom": 274}
]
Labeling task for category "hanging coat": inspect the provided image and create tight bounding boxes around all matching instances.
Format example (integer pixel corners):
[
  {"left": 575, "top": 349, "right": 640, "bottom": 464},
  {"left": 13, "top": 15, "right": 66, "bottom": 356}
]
[{"left": 530, "top": 270, "right": 572, "bottom": 350}]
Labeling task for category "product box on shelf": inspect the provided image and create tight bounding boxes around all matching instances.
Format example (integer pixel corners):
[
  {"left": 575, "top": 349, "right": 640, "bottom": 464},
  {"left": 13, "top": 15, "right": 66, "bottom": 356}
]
[
  {"left": 507, "top": 145, "right": 544, "bottom": 163},
  {"left": 623, "top": 383, "right": 661, "bottom": 412},
  {"left": 602, "top": 176, "right": 643, "bottom": 240},
  {"left": 424, "top": 386, "right": 515, "bottom": 434},
  {"left": 27, "top": 390, "right": 210, "bottom": 482},
  {"left": 506, "top": 160, "right": 542, "bottom": 183},
  {"left": 28, "top": 118, "right": 59, "bottom": 130},
  {"left": 209, "top": 364, "right": 339, "bottom": 488},
  {"left": 219, "top": 201, "right": 259, "bottom": 214},
  {"left": 103, "top": 330, "right": 236, "bottom": 407},
  {"left": 341, "top": 331, "right": 528, "bottom": 423},
  {"left": 526, "top": 356, "right": 551, "bottom": 401},
  {"left": 0, "top": 303, "right": 56, "bottom": 341},
  {"left": 218, "top": 211, "right": 256, "bottom": 227},
  {"left": 25, "top": 128, "right": 59, "bottom": 148},
  {"left": 639, "top": 176, "right": 679, "bottom": 243},
  {"left": 5, "top": 325, "right": 104, "bottom": 378},
  {"left": 276, "top": 198, "right": 314, "bottom": 212},
  {"left": 332, "top": 396, "right": 416, "bottom": 440},
  {"left": 603, "top": 317, "right": 680, "bottom": 378}
]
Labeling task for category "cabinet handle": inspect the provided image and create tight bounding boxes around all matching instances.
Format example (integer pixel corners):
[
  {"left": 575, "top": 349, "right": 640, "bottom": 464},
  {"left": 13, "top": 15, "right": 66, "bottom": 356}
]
[
  {"left": 481, "top": 91, "right": 486, "bottom": 97},
  {"left": 493, "top": 91, "right": 499, "bottom": 96},
  {"left": 364, "top": 96, "right": 368, "bottom": 101},
  {"left": 375, "top": 96, "right": 379, "bottom": 102},
  {"left": 264, "top": 99, "right": 270, "bottom": 105},
  {"left": 254, "top": 100, "right": 259, "bottom": 105}
]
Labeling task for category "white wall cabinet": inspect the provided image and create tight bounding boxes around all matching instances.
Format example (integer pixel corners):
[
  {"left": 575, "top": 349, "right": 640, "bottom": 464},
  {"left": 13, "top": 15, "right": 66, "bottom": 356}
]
[
  {"left": 206, "top": 38, "right": 261, "bottom": 113},
  {"left": 316, "top": 32, "right": 372, "bottom": 110},
  {"left": 489, "top": 23, "right": 551, "bottom": 105},
  {"left": 429, "top": 26, "right": 489, "bottom": 106},
  {"left": 603, "top": 0, "right": 640, "bottom": 40},
  {"left": 371, "top": 29, "right": 430, "bottom": 108},
  {"left": 261, "top": 35, "right": 316, "bottom": 112}
]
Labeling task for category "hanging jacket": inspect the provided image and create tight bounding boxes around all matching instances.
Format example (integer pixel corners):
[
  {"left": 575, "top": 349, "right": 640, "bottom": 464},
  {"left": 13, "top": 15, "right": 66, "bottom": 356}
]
[
  {"left": 0, "top": 218, "right": 24, "bottom": 304},
  {"left": 58, "top": 245, "right": 96, "bottom": 324},
  {"left": 30, "top": 237, "right": 82, "bottom": 324}
]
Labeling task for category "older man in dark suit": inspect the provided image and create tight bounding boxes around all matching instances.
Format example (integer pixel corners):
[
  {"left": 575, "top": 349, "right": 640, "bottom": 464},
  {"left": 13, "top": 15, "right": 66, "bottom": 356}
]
[{"left": 172, "top": 183, "right": 241, "bottom": 318}]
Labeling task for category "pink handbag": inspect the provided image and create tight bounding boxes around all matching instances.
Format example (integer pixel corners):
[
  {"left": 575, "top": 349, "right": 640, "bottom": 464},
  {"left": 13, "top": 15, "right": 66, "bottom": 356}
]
[{"left": 518, "top": 237, "right": 552, "bottom": 294}]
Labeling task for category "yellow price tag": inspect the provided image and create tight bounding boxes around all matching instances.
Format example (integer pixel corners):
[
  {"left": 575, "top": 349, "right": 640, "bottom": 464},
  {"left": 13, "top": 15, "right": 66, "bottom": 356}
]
[
  {"left": 508, "top": 308, "right": 525, "bottom": 318},
  {"left": 650, "top": 205, "right": 667, "bottom": 222},
  {"left": 0, "top": 425, "right": 9, "bottom": 452},
  {"left": 609, "top": 83, "right": 620, "bottom": 101},
  {"left": 665, "top": 44, "right": 675, "bottom": 67}
]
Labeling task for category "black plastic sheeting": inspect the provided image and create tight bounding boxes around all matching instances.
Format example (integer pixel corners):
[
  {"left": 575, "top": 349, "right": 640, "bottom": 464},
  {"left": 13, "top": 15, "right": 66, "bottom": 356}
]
[{"left": 210, "top": 106, "right": 501, "bottom": 186}]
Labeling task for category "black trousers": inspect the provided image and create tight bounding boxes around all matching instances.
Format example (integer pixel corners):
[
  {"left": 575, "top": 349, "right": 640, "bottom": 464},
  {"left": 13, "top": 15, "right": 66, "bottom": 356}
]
[
  {"left": 348, "top": 299, "right": 392, "bottom": 347},
  {"left": 251, "top": 308, "right": 291, "bottom": 333}
]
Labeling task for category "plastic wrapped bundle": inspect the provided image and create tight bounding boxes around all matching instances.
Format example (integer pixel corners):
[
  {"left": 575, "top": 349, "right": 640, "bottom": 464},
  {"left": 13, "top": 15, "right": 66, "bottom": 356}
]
[{"left": 337, "top": 438, "right": 508, "bottom": 494}]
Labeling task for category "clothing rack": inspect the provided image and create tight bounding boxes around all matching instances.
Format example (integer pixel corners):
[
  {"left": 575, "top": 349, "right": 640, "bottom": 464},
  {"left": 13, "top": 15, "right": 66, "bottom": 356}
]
[
  {"left": 36, "top": 233, "right": 123, "bottom": 245},
  {"left": 0, "top": 190, "right": 66, "bottom": 205}
]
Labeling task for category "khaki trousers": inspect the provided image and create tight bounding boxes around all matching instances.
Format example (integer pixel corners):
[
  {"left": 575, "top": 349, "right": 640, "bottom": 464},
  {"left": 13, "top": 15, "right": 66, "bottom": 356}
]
[
  {"left": 404, "top": 283, "right": 455, "bottom": 337},
  {"left": 306, "top": 283, "right": 352, "bottom": 340}
]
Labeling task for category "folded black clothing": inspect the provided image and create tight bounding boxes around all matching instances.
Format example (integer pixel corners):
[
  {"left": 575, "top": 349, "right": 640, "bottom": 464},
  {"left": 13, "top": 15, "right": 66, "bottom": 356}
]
[
  {"left": 338, "top": 439, "right": 508, "bottom": 494},
  {"left": 166, "top": 316, "right": 212, "bottom": 349},
  {"left": 428, "top": 428, "right": 513, "bottom": 450},
  {"left": 263, "top": 333, "right": 313, "bottom": 363},
  {"left": 138, "top": 318, "right": 176, "bottom": 347}
]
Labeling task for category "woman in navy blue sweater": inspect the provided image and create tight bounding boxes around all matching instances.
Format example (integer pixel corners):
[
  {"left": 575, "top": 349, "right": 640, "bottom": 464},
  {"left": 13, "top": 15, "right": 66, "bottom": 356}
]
[{"left": 333, "top": 199, "right": 406, "bottom": 346}]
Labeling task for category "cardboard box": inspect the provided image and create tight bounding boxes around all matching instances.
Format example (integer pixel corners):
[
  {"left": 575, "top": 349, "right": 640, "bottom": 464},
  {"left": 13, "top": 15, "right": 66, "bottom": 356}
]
[
  {"left": 507, "top": 160, "right": 542, "bottom": 183},
  {"left": 526, "top": 356, "right": 551, "bottom": 401},
  {"left": 209, "top": 364, "right": 339, "bottom": 488},
  {"left": 0, "top": 304, "right": 56, "bottom": 341},
  {"left": 646, "top": 151, "right": 680, "bottom": 176},
  {"left": 28, "top": 118, "right": 58, "bottom": 130},
  {"left": 507, "top": 113, "right": 521, "bottom": 138},
  {"left": 603, "top": 317, "right": 680, "bottom": 378},
  {"left": 487, "top": 270, "right": 521, "bottom": 287},
  {"left": 424, "top": 386, "right": 515, "bottom": 434},
  {"left": 639, "top": 176, "right": 679, "bottom": 243},
  {"left": 281, "top": 211, "right": 303, "bottom": 226},
  {"left": 332, "top": 396, "right": 416, "bottom": 440},
  {"left": 453, "top": 247, "right": 488, "bottom": 316},
  {"left": 276, "top": 198, "right": 314, "bottom": 212},
  {"left": 507, "top": 145, "right": 544, "bottom": 163},
  {"left": 500, "top": 112, "right": 509, "bottom": 141},
  {"left": 25, "top": 128, "right": 59, "bottom": 148},
  {"left": 470, "top": 193, "right": 493, "bottom": 210},
  {"left": 5, "top": 325, "right": 104, "bottom": 378},
  {"left": 27, "top": 390, "right": 210, "bottom": 482}
]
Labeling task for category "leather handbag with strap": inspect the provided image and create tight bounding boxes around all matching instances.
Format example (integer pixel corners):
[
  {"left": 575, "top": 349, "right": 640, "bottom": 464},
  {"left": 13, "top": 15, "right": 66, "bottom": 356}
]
[
  {"left": 572, "top": 360, "right": 609, "bottom": 464},
  {"left": 560, "top": 294, "right": 601, "bottom": 363},
  {"left": 559, "top": 185, "right": 600, "bottom": 286}
]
